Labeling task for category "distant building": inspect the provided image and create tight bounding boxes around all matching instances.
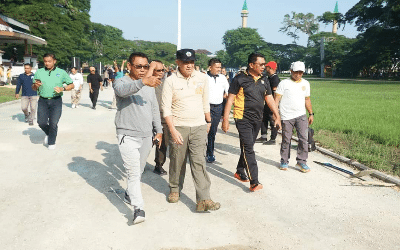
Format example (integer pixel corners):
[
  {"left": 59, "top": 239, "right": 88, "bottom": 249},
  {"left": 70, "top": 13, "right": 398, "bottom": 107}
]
[
  {"left": 0, "top": 13, "right": 47, "bottom": 82},
  {"left": 241, "top": 0, "right": 249, "bottom": 28},
  {"left": 195, "top": 49, "right": 216, "bottom": 58}
]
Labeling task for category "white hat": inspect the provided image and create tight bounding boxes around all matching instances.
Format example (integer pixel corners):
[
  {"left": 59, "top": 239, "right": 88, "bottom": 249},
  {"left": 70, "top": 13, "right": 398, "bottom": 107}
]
[{"left": 291, "top": 61, "right": 305, "bottom": 72}]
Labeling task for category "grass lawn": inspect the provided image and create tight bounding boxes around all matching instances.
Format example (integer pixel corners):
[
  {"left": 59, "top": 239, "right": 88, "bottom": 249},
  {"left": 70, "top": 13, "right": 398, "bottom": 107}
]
[
  {"left": 309, "top": 79, "right": 400, "bottom": 175},
  {"left": 0, "top": 87, "right": 16, "bottom": 104}
]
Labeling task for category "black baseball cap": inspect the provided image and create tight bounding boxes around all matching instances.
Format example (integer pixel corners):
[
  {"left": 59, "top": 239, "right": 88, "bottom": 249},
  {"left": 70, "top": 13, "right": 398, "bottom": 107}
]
[{"left": 176, "top": 49, "right": 196, "bottom": 62}]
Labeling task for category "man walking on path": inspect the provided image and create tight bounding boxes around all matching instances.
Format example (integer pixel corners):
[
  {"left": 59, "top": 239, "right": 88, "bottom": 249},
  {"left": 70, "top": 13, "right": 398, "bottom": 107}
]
[
  {"left": 69, "top": 67, "right": 83, "bottom": 109},
  {"left": 32, "top": 53, "right": 74, "bottom": 150},
  {"left": 161, "top": 49, "right": 220, "bottom": 212},
  {"left": 222, "top": 53, "right": 281, "bottom": 192},
  {"left": 275, "top": 61, "right": 314, "bottom": 172},
  {"left": 113, "top": 52, "right": 162, "bottom": 225},
  {"left": 87, "top": 66, "right": 103, "bottom": 110},
  {"left": 206, "top": 58, "right": 229, "bottom": 163},
  {"left": 15, "top": 64, "right": 37, "bottom": 126},
  {"left": 153, "top": 60, "right": 169, "bottom": 175},
  {"left": 255, "top": 61, "right": 280, "bottom": 145}
]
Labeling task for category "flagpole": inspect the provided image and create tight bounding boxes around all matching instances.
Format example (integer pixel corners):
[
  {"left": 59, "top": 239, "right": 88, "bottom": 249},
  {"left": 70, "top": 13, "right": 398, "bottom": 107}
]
[{"left": 177, "top": 0, "right": 181, "bottom": 50}]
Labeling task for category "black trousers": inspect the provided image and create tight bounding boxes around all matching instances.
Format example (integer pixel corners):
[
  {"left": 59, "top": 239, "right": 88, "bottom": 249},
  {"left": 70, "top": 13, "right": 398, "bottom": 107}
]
[
  {"left": 207, "top": 103, "right": 223, "bottom": 157},
  {"left": 90, "top": 88, "right": 100, "bottom": 107},
  {"left": 154, "top": 123, "right": 170, "bottom": 167},
  {"left": 235, "top": 118, "right": 262, "bottom": 185},
  {"left": 260, "top": 105, "right": 277, "bottom": 140}
]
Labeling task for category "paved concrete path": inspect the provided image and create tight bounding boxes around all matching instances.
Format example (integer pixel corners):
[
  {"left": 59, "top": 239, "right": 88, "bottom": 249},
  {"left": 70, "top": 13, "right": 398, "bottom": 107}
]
[{"left": 1, "top": 84, "right": 400, "bottom": 250}]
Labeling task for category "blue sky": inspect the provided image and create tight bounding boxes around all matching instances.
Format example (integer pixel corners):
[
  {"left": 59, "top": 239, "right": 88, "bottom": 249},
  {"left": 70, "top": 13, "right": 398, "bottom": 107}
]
[{"left": 90, "top": 0, "right": 361, "bottom": 53}]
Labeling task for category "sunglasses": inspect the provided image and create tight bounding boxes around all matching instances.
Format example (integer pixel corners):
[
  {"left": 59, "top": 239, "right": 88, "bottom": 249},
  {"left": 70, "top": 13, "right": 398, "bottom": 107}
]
[
  {"left": 155, "top": 69, "right": 165, "bottom": 72},
  {"left": 133, "top": 64, "right": 150, "bottom": 70}
]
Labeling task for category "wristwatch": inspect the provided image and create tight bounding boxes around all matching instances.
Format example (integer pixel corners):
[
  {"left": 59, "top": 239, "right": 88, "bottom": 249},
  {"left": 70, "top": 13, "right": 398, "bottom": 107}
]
[
  {"left": 206, "top": 120, "right": 212, "bottom": 123},
  {"left": 62, "top": 87, "right": 66, "bottom": 91},
  {"left": 309, "top": 112, "right": 315, "bottom": 116}
]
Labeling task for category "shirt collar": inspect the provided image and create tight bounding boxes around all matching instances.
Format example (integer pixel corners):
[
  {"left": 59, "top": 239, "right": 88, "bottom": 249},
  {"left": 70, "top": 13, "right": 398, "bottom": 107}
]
[
  {"left": 177, "top": 68, "right": 195, "bottom": 80},
  {"left": 207, "top": 71, "right": 219, "bottom": 78}
]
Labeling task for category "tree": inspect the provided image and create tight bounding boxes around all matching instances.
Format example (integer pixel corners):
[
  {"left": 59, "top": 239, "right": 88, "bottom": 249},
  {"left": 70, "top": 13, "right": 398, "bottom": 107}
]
[
  {"left": 343, "top": 0, "right": 400, "bottom": 76},
  {"left": 279, "top": 12, "right": 320, "bottom": 44},
  {"left": 266, "top": 43, "right": 307, "bottom": 71},
  {"left": 306, "top": 32, "right": 357, "bottom": 76},
  {"left": 222, "top": 28, "right": 273, "bottom": 68}
]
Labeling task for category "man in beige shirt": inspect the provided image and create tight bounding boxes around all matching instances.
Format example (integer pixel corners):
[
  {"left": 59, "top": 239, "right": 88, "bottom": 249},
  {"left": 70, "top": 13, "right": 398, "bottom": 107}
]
[{"left": 161, "top": 49, "right": 220, "bottom": 212}]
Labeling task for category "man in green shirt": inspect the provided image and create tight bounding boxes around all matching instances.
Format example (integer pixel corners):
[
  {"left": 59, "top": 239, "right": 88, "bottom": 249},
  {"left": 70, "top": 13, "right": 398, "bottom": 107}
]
[{"left": 32, "top": 53, "right": 74, "bottom": 150}]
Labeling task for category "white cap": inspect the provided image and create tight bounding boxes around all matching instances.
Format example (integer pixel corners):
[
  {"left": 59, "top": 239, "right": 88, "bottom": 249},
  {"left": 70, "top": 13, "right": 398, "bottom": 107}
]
[{"left": 291, "top": 61, "right": 305, "bottom": 72}]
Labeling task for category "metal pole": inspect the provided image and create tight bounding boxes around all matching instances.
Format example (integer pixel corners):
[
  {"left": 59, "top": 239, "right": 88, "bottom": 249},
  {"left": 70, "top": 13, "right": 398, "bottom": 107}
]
[{"left": 177, "top": 0, "right": 181, "bottom": 50}]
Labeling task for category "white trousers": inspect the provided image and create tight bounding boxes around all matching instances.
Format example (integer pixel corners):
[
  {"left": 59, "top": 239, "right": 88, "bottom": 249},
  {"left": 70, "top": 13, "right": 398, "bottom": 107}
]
[{"left": 117, "top": 134, "right": 152, "bottom": 210}]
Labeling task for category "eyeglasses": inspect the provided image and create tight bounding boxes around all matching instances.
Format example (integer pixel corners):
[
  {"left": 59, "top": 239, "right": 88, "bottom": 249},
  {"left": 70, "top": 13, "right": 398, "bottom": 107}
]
[
  {"left": 252, "top": 63, "right": 266, "bottom": 67},
  {"left": 155, "top": 69, "right": 165, "bottom": 72},
  {"left": 133, "top": 64, "right": 150, "bottom": 70}
]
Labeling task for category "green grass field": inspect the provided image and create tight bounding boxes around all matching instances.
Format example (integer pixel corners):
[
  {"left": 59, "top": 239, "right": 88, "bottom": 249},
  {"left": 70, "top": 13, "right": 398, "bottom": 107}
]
[
  {"left": 309, "top": 79, "right": 400, "bottom": 175},
  {"left": 0, "top": 87, "right": 16, "bottom": 103}
]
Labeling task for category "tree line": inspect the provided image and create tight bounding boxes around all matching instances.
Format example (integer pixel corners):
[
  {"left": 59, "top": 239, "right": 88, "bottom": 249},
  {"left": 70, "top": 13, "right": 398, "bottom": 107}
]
[
  {"left": 0, "top": 0, "right": 177, "bottom": 68},
  {"left": 218, "top": 0, "right": 399, "bottom": 78}
]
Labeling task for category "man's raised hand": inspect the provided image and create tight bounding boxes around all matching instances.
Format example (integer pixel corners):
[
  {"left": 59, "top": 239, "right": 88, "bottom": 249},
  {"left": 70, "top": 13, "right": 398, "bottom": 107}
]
[{"left": 142, "top": 76, "right": 161, "bottom": 87}]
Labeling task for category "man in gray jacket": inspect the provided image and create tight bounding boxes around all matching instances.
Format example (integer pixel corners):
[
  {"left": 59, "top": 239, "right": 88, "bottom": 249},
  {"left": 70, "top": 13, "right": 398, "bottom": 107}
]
[{"left": 113, "top": 52, "right": 162, "bottom": 225}]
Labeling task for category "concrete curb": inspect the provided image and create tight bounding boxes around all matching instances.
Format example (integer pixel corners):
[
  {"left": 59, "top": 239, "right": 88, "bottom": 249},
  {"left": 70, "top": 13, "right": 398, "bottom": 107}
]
[
  {"left": 0, "top": 99, "right": 19, "bottom": 107},
  {"left": 289, "top": 134, "right": 400, "bottom": 187}
]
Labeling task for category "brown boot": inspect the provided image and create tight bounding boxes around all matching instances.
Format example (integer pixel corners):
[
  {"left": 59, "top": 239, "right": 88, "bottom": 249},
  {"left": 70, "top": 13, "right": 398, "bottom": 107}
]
[
  {"left": 168, "top": 192, "right": 179, "bottom": 203},
  {"left": 196, "top": 200, "right": 221, "bottom": 212}
]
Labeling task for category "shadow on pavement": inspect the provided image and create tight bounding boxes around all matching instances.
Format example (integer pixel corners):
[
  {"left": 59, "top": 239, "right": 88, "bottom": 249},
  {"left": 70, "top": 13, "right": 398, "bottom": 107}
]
[
  {"left": 67, "top": 141, "right": 131, "bottom": 223},
  {"left": 206, "top": 162, "right": 248, "bottom": 192},
  {"left": 12, "top": 113, "right": 25, "bottom": 122},
  {"left": 141, "top": 162, "right": 197, "bottom": 212},
  {"left": 22, "top": 127, "right": 45, "bottom": 144}
]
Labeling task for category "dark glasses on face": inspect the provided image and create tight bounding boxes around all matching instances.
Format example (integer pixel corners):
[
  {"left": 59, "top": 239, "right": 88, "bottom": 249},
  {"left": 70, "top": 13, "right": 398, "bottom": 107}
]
[
  {"left": 155, "top": 69, "right": 165, "bottom": 72},
  {"left": 133, "top": 64, "right": 150, "bottom": 70}
]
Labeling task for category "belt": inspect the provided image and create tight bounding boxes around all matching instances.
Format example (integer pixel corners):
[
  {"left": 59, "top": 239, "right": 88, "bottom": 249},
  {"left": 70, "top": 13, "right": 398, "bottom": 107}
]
[
  {"left": 210, "top": 103, "right": 223, "bottom": 106},
  {"left": 40, "top": 96, "right": 61, "bottom": 100}
]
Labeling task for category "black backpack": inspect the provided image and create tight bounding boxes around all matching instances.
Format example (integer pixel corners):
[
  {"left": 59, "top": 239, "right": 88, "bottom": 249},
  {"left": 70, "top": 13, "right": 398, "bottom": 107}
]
[{"left": 308, "top": 128, "right": 316, "bottom": 152}]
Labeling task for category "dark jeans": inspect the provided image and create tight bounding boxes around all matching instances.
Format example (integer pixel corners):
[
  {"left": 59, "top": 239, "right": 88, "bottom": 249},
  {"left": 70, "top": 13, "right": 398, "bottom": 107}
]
[
  {"left": 235, "top": 118, "right": 262, "bottom": 185},
  {"left": 260, "top": 105, "right": 277, "bottom": 140},
  {"left": 90, "top": 88, "right": 100, "bottom": 107},
  {"left": 37, "top": 97, "right": 62, "bottom": 145},
  {"left": 103, "top": 78, "right": 108, "bottom": 87},
  {"left": 207, "top": 103, "right": 223, "bottom": 157}
]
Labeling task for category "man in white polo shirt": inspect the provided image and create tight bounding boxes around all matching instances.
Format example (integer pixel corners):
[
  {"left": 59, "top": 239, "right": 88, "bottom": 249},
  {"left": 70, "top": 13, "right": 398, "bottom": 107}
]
[
  {"left": 206, "top": 58, "right": 229, "bottom": 163},
  {"left": 69, "top": 67, "right": 83, "bottom": 109},
  {"left": 275, "top": 61, "right": 314, "bottom": 173}
]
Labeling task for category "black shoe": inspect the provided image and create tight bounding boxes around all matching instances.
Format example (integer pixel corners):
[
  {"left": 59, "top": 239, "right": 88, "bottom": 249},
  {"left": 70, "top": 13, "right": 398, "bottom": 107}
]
[
  {"left": 263, "top": 139, "right": 276, "bottom": 145},
  {"left": 29, "top": 120, "right": 34, "bottom": 126},
  {"left": 206, "top": 155, "right": 216, "bottom": 163},
  {"left": 153, "top": 166, "right": 167, "bottom": 176},
  {"left": 133, "top": 209, "right": 145, "bottom": 225},
  {"left": 255, "top": 137, "right": 267, "bottom": 143},
  {"left": 234, "top": 172, "right": 249, "bottom": 182},
  {"left": 124, "top": 191, "right": 131, "bottom": 205}
]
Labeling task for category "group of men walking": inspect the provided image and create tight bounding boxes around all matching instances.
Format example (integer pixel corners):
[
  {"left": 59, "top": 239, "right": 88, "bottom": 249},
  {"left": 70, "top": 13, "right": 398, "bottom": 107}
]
[{"left": 15, "top": 49, "right": 314, "bottom": 226}]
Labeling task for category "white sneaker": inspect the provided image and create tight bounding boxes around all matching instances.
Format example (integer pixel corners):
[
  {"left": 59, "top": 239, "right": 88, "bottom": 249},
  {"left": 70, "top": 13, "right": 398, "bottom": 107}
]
[
  {"left": 75, "top": 105, "right": 79, "bottom": 108},
  {"left": 43, "top": 136, "right": 48, "bottom": 145},
  {"left": 72, "top": 104, "right": 76, "bottom": 109},
  {"left": 48, "top": 144, "right": 56, "bottom": 150}
]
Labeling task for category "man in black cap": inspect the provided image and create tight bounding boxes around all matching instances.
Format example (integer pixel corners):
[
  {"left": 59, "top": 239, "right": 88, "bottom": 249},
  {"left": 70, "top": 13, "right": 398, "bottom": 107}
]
[{"left": 161, "top": 49, "right": 220, "bottom": 212}]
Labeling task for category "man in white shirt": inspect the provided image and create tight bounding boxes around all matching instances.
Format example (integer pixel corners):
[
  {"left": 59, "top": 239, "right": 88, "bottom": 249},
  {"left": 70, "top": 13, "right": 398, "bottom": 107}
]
[
  {"left": 206, "top": 58, "right": 229, "bottom": 163},
  {"left": 275, "top": 61, "right": 314, "bottom": 173},
  {"left": 69, "top": 67, "right": 84, "bottom": 108}
]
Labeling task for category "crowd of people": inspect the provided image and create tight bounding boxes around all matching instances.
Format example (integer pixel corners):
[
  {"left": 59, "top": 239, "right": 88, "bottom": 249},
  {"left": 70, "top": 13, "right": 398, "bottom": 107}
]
[{"left": 14, "top": 49, "right": 314, "bottom": 225}]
